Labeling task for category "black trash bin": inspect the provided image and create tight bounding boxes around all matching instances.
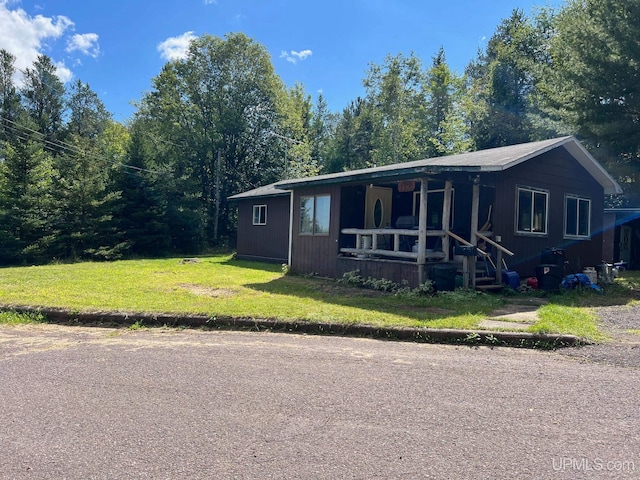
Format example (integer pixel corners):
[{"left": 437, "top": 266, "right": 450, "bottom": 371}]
[
  {"left": 430, "top": 263, "right": 457, "bottom": 292},
  {"left": 541, "top": 247, "right": 565, "bottom": 269},
  {"left": 536, "top": 264, "right": 563, "bottom": 292}
]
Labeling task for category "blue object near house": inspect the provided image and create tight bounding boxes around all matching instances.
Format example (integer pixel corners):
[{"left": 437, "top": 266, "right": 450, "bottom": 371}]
[{"left": 561, "top": 273, "right": 603, "bottom": 293}]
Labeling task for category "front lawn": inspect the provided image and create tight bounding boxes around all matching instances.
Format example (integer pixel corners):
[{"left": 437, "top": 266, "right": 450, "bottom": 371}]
[
  {"left": 0, "top": 255, "right": 501, "bottom": 330},
  {"left": 0, "top": 254, "right": 637, "bottom": 341}
]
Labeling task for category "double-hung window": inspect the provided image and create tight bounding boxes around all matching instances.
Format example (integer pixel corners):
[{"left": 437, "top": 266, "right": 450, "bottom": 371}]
[
  {"left": 565, "top": 195, "right": 590, "bottom": 238},
  {"left": 516, "top": 187, "right": 548, "bottom": 235},
  {"left": 299, "top": 194, "right": 331, "bottom": 235},
  {"left": 252, "top": 204, "right": 267, "bottom": 225}
]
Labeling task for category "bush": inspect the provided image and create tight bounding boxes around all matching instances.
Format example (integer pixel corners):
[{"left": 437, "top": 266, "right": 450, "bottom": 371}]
[{"left": 338, "top": 270, "right": 434, "bottom": 296}]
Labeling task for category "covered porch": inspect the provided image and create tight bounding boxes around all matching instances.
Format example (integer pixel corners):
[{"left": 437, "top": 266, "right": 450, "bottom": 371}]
[{"left": 337, "top": 176, "right": 514, "bottom": 289}]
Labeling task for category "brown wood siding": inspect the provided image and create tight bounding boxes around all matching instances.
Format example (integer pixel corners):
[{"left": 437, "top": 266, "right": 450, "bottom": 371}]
[
  {"left": 290, "top": 185, "right": 342, "bottom": 277},
  {"left": 492, "top": 148, "right": 605, "bottom": 277},
  {"left": 235, "top": 195, "right": 290, "bottom": 262},
  {"left": 336, "top": 257, "right": 421, "bottom": 287}
]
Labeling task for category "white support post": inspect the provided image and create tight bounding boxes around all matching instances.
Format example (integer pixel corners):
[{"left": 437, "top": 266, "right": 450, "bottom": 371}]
[
  {"left": 442, "top": 179, "right": 452, "bottom": 262},
  {"left": 470, "top": 181, "right": 480, "bottom": 289},
  {"left": 417, "top": 178, "right": 428, "bottom": 284}
]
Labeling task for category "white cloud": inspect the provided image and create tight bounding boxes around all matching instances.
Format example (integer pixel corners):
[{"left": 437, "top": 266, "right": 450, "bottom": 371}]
[
  {"left": 0, "top": 1, "right": 83, "bottom": 83},
  {"left": 54, "top": 60, "right": 73, "bottom": 83},
  {"left": 67, "top": 32, "right": 100, "bottom": 58},
  {"left": 280, "top": 49, "right": 312, "bottom": 64},
  {"left": 157, "top": 31, "right": 197, "bottom": 61},
  {"left": 203, "top": 0, "right": 217, "bottom": 4}
]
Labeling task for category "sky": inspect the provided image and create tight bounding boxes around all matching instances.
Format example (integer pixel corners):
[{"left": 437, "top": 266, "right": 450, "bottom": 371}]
[{"left": 0, "top": 0, "right": 564, "bottom": 123}]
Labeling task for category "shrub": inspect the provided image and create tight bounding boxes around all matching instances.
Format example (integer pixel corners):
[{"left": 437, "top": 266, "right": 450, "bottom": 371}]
[{"left": 339, "top": 270, "right": 434, "bottom": 296}]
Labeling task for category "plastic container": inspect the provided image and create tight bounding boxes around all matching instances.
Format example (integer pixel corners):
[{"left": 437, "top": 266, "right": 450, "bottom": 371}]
[
  {"left": 430, "top": 263, "right": 457, "bottom": 292},
  {"left": 583, "top": 267, "right": 597, "bottom": 285},
  {"left": 536, "top": 264, "right": 563, "bottom": 292}
]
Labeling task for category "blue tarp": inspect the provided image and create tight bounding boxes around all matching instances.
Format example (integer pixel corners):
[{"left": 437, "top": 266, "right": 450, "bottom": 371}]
[{"left": 561, "top": 273, "right": 603, "bottom": 293}]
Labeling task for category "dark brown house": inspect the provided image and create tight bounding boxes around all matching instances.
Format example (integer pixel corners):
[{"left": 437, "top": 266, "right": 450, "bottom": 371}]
[
  {"left": 229, "top": 183, "right": 291, "bottom": 263},
  {"left": 230, "top": 137, "right": 622, "bottom": 288}
]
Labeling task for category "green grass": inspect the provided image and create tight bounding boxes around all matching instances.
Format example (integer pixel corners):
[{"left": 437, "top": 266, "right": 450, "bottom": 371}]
[
  {"left": 528, "top": 304, "right": 606, "bottom": 341},
  {"left": 524, "top": 270, "right": 640, "bottom": 341},
  {"left": 0, "top": 255, "right": 637, "bottom": 341},
  {"left": 0, "top": 255, "right": 501, "bottom": 330},
  {"left": 0, "top": 311, "right": 46, "bottom": 325}
]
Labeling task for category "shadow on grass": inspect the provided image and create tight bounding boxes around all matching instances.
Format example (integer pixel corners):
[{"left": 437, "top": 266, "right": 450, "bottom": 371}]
[
  {"left": 220, "top": 258, "right": 284, "bottom": 273},
  {"left": 244, "top": 273, "right": 502, "bottom": 324}
]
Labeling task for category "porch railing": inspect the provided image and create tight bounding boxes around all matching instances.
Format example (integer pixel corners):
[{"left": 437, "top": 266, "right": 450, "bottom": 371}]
[
  {"left": 341, "top": 227, "right": 516, "bottom": 289},
  {"left": 340, "top": 228, "right": 447, "bottom": 261}
]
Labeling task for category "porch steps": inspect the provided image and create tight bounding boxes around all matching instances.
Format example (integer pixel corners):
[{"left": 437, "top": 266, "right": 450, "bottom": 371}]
[{"left": 474, "top": 275, "right": 504, "bottom": 292}]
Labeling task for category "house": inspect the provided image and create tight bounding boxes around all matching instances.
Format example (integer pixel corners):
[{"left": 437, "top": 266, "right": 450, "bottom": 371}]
[
  {"left": 229, "top": 136, "right": 622, "bottom": 289},
  {"left": 229, "top": 182, "right": 291, "bottom": 264}
]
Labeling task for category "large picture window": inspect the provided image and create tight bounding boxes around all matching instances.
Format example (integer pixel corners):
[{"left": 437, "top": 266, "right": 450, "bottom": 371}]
[
  {"left": 517, "top": 187, "right": 548, "bottom": 235},
  {"left": 300, "top": 194, "right": 331, "bottom": 235},
  {"left": 565, "top": 195, "right": 590, "bottom": 238},
  {"left": 252, "top": 204, "right": 267, "bottom": 225}
]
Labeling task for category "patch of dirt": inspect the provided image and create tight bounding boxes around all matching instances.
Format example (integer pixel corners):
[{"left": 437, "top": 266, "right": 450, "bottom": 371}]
[{"left": 178, "top": 284, "right": 236, "bottom": 298}]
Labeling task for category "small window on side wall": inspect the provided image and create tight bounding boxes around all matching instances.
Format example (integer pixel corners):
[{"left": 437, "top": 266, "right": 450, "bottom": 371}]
[
  {"left": 516, "top": 187, "right": 548, "bottom": 235},
  {"left": 252, "top": 204, "right": 267, "bottom": 225},
  {"left": 299, "top": 194, "right": 331, "bottom": 235},
  {"left": 565, "top": 195, "right": 590, "bottom": 238}
]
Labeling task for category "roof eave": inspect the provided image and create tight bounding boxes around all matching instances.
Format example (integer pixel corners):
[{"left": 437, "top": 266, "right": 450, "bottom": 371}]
[{"left": 275, "top": 165, "right": 493, "bottom": 189}]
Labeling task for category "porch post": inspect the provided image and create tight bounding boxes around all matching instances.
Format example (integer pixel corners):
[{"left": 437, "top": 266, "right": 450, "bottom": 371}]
[
  {"left": 470, "top": 179, "right": 480, "bottom": 289},
  {"left": 442, "top": 179, "right": 453, "bottom": 262},
  {"left": 417, "top": 178, "right": 428, "bottom": 284}
]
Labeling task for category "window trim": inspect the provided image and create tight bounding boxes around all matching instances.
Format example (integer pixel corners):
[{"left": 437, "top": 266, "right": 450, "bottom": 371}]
[
  {"left": 515, "top": 186, "right": 549, "bottom": 236},
  {"left": 564, "top": 194, "right": 591, "bottom": 239},
  {"left": 299, "top": 194, "right": 331, "bottom": 236},
  {"left": 252, "top": 204, "right": 267, "bottom": 226}
]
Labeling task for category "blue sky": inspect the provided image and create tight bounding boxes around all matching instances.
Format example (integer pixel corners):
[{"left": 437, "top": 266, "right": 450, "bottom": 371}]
[{"left": 0, "top": 0, "right": 563, "bottom": 123}]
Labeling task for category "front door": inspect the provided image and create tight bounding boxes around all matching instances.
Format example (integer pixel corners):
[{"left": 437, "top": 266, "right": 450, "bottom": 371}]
[{"left": 365, "top": 186, "right": 392, "bottom": 229}]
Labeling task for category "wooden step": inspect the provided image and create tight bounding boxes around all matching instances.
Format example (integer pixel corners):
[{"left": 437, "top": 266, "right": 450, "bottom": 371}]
[
  {"left": 475, "top": 284, "right": 504, "bottom": 292},
  {"left": 475, "top": 276, "right": 497, "bottom": 284}
]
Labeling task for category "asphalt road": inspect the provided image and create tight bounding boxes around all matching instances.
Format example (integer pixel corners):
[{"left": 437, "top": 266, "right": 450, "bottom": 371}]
[{"left": 1, "top": 324, "right": 638, "bottom": 479}]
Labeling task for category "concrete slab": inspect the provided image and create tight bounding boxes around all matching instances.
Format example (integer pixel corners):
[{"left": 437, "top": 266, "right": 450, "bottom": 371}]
[{"left": 479, "top": 319, "right": 533, "bottom": 331}]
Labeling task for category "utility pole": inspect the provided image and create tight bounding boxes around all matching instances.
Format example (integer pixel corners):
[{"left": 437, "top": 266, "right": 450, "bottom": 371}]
[{"left": 213, "top": 148, "right": 221, "bottom": 240}]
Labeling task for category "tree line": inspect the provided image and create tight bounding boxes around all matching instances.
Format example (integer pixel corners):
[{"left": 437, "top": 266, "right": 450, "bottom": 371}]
[{"left": 0, "top": 0, "right": 637, "bottom": 265}]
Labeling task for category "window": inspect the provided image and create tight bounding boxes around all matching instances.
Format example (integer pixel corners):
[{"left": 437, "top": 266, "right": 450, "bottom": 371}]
[
  {"left": 252, "top": 204, "right": 267, "bottom": 225},
  {"left": 565, "top": 195, "right": 590, "bottom": 238},
  {"left": 300, "top": 194, "right": 331, "bottom": 235},
  {"left": 516, "top": 187, "right": 548, "bottom": 234}
]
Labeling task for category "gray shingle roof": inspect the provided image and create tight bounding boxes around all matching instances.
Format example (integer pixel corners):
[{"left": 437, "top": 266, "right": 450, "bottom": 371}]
[
  {"left": 227, "top": 182, "right": 289, "bottom": 201},
  {"left": 228, "top": 136, "right": 622, "bottom": 200},
  {"left": 276, "top": 136, "right": 622, "bottom": 195}
]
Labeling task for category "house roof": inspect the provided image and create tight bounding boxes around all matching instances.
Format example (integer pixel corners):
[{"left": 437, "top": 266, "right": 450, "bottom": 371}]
[
  {"left": 227, "top": 182, "right": 290, "bottom": 201},
  {"left": 275, "top": 136, "right": 623, "bottom": 195}
]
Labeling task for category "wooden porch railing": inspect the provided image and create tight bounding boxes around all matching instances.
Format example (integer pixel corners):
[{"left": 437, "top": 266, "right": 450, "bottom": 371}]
[
  {"left": 340, "top": 228, "right": 446, "bottom": 261},
  {"left": 340, "top": 227, "right": 516, "bottom": 289},
  {"left": 475, "top": 231, "right": 515, "bottom": 285}
]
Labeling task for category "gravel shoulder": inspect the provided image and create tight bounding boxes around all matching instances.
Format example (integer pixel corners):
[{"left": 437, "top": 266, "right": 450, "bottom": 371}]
[{"left": 558, "top": 303, "right": 640, "bottom": 368}]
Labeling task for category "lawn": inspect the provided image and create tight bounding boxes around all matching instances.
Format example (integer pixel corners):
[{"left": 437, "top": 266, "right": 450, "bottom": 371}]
[{"left": 0, "top": 254, "right": 637, "bottom": 340}]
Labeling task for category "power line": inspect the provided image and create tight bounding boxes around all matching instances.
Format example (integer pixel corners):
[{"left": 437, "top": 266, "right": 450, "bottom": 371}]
[{"left": 0, "top": 115, "right": 162, "bottom": 175}]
